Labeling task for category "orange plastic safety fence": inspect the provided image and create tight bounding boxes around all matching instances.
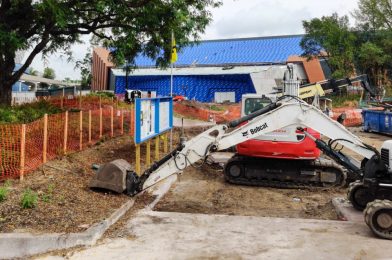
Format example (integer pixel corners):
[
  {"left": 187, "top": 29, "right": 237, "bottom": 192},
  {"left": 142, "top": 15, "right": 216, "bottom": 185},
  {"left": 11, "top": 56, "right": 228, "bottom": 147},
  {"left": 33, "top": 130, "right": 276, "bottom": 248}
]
[
  {"left": 47, "top": 113, "right": 65, "bottom": 160},
  {"left": 174, "top": 103, "right": 241, "bottom": 123},
  {"left": 25, "top": 118, "right": 44, "bottom": 174},
  {"left": 0, "top": 106, "right": 134, "bottom": 180},
  {"left": 331, "top": 108, "right": 363, "bottom": 127},
  {"left": 0, "top": 124, "right": 21, "bottom": 180},
  {"left": 67, "top": 111, "right": 82, "bottom": 152}
]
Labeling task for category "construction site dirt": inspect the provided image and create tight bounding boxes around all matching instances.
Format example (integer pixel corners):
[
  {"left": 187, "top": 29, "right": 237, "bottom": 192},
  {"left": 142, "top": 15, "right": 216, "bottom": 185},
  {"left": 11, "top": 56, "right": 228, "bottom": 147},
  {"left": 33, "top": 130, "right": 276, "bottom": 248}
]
[
  {"left": 1, "top": 125, "right": 388, "bottom": 234},
  {"left": 154, "top": 126, "right": 389, "bottom": 220}
]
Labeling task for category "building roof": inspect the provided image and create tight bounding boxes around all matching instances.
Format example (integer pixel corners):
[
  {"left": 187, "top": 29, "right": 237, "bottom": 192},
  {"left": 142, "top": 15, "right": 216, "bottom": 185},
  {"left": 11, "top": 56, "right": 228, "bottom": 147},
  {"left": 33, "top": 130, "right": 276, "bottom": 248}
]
[{"left": 134, "top": 35, "right": 304, "bottom": 67}]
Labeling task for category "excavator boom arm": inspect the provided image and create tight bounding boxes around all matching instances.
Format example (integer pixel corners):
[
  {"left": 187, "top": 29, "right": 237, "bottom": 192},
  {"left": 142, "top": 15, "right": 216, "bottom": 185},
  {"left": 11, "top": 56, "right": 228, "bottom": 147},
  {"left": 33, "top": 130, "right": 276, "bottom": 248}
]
[{"left": 139, "top": 98, "right": 375, "bottom": 192}]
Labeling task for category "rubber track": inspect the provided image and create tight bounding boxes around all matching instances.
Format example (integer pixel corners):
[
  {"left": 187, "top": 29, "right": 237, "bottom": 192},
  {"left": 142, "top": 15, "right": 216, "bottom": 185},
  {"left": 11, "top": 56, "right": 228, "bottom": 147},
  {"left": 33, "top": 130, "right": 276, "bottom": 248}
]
[{"left": 224, "top": 156, "right": 347, "bottom": 189}]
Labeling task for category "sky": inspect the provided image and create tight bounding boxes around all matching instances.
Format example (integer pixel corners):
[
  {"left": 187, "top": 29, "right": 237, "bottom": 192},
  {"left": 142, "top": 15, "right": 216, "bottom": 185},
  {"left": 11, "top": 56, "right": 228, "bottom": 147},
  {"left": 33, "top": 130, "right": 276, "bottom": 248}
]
[{"left": 27, "top": 0, "right": 359, "bottom": 80}]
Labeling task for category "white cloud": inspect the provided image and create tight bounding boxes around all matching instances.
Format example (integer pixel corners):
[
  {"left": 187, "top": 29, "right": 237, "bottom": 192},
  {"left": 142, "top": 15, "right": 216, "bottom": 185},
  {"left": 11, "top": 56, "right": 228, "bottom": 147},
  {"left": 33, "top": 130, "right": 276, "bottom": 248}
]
[
  {"left": 26, "top": 0, "right": 359, "bottom": 80},
  {"left": 203, "top": 0, "right": 359, "bottom": 39}
]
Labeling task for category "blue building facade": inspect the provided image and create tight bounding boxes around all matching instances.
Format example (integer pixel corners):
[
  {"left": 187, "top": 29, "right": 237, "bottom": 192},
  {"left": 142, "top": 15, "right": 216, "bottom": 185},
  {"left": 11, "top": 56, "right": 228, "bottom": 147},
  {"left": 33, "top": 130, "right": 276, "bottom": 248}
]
[
  {"left": 115, "top": 74, "right": 255, "bottom": 102},
  {"left": 111, "top": 35, "right": 304, "bottom": 102}
]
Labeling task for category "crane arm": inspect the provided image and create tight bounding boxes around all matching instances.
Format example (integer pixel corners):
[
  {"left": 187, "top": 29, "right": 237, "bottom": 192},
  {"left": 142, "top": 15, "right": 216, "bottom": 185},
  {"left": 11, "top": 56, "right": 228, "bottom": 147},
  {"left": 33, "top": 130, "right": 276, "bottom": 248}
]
[{"left": 127, "top": 98, "right": 376, "bottom": 195}]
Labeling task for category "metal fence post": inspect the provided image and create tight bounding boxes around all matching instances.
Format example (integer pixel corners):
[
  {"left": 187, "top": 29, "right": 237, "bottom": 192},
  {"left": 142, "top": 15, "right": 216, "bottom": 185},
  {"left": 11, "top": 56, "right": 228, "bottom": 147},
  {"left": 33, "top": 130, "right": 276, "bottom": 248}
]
[
  {"left": 110, "top": 106, "right": 114, "bottom": 137},
  {"left": 89, "top": 110, "right": 92, "bottom": 143}
]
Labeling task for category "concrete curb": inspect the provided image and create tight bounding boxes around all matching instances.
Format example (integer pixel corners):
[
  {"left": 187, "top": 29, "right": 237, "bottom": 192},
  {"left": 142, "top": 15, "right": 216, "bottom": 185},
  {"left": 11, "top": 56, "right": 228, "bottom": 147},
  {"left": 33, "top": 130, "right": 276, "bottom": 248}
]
[
  {"left": 332, "top": 197, "right": 363, "bottom": 222},
  {"left": 0, "top": 199, "right": 134, "bottom": 259}
]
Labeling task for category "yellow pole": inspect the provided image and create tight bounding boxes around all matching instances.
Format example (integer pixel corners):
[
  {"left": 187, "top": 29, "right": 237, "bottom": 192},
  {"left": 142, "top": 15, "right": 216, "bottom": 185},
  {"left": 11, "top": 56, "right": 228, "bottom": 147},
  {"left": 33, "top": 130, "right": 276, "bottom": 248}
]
[
  {"left": 155, "top": 136, "right": 160, "bottom": 160},
  {"left": 135, "top": 144, "right": 141, "bottom": 175},
  {"left": 146, "top": 140, "right": 151, "bottom": 167},
  {"left": 164, "top": 132, "right": 168, "bottom": 153}
]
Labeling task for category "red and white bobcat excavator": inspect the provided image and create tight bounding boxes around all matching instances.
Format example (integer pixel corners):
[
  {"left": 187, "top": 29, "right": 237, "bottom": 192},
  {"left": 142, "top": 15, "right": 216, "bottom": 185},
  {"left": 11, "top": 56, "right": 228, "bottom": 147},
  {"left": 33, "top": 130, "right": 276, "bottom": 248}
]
[
  {"left": 225, "top": 64, "right": 375, "bottom": 188},
  {"left": 91, "top": 92, "right": 392, "bottom": 239}
]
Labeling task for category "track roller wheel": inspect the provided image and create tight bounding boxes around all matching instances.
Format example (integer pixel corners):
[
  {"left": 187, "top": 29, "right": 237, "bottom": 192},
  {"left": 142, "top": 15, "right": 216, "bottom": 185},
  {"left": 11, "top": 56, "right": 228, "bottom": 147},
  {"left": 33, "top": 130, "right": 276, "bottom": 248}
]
[
  {"left": 347, "top": 181, "right": 374, "bottom": 211},
  {"left": 224, "top": 161, "right": 244, "bottom": 182},
  {"left": 364, "top": 200, "right": 392, "bottom": 240}
]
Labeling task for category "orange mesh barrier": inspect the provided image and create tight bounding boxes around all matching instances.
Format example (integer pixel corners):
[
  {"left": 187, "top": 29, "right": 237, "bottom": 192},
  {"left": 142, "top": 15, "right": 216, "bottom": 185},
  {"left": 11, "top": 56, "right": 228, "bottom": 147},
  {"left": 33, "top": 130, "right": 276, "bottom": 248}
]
[
  {"left": 47, "top": 113, "right": 65, "bottom": 160},
  {"left": 332, "top": 108, "right": 363, "bottom": 127},
  {"left": 0, "top": 124, "right": 21, "bottom": 180},
  {"left": 174, "top": 103, "right": 241, "bottom": 123},
  {"left": 0, "top": 105, "right": 135, "bottom": 180},
  {"left": 25, "top": 119, "right": 44, "bottom": 174}
]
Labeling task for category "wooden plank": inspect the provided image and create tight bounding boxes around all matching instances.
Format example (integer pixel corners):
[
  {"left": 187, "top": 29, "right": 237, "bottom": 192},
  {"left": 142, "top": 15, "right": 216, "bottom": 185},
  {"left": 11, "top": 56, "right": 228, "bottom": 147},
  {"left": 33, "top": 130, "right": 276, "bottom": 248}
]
[
  {"left": 88, "top": 110, "right": 92, "bottom": 143},
  {"left": 110, "top": 106, "right": 114, "bottom": 137},
  {"left": 79, "top": 110, "right": 83, "bottom": 150},
  {"left": 99, "top": 107, "right": 103, "bottom": 138},
  {"left": 120, "top": 110, "right": 124, "bottom": 135},
  {"left": 64, "top": 111, "right": 68, "bottom": 154},
  {"left": 20, "top": 124, "right": 26, "bottom": 181},
  {"left": 43, "top": 114, "right": 48, "bottom": 163}
]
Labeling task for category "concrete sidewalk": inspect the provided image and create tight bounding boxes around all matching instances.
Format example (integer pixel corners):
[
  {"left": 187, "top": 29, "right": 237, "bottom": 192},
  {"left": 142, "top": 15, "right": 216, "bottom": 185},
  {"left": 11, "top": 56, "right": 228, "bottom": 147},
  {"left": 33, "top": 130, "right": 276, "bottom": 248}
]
[{"left": 40, "top": 210, "right": 392, "bottom": 260}]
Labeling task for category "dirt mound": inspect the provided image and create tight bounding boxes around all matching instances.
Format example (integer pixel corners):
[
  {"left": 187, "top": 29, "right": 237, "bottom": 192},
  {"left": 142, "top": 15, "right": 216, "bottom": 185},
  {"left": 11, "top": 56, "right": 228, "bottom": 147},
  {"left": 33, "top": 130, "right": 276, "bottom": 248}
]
[{"left": 174, "top": 101, "right": 240, "bottom": 123}]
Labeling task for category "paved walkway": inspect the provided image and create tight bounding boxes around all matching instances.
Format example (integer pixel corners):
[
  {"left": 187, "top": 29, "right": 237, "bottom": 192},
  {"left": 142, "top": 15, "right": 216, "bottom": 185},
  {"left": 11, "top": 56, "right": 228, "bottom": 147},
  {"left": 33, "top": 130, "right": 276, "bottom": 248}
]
[{"left": 41, "top": 210, "right": 392, "bottom": 260}]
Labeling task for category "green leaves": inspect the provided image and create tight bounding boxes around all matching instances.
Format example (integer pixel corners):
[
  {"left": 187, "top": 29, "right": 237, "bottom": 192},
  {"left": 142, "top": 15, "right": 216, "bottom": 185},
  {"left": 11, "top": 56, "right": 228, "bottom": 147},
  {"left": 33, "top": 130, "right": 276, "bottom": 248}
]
[
  {"left": 0, "top": 0, "right": 222, "bottom": 105},
  {"left": 301, "top": 13, "right": 356, "bottom": 78}
]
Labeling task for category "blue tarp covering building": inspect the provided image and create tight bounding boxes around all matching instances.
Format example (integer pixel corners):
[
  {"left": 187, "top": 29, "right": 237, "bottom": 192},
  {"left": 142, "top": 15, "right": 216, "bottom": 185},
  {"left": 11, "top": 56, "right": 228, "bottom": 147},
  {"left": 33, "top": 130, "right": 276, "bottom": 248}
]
[{"left": 111, "top": 35, "right": 305, "bottom": 102}]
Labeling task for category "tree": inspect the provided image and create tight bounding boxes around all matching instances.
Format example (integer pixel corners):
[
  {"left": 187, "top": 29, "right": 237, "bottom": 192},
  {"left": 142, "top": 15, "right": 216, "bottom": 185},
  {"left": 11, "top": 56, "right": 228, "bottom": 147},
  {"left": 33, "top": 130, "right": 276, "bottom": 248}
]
[
  {"left": 301, "top": 13, "right": 357, "bottom": 78},
  {"left": 353, "top": 0, "right": 392, "bottom": 87},
  {"left": 0, "top": 0, "right": 221, "bottom": 105},
  {"left": 76, "top": 49, "right": 92, "bottom": 89},
  {"left": 43, "top": 67, "right": 56, "bottom": 79},
  {"left": 353, "top": 0, "right": 392, "bottom": 30},
  {"left": 28, "top": 67, "right": 38, "bottom": 76}
]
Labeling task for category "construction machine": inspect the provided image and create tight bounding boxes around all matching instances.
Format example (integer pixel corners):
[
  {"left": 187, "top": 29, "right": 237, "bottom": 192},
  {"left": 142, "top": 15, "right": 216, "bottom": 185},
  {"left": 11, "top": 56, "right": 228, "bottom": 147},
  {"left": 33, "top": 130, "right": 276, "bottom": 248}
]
[
  {"left": 91, "top": 94, "right": 392, "bottom": 239},
  {"left": 229, "top": 66, "right": 378, "bottom": 188}
]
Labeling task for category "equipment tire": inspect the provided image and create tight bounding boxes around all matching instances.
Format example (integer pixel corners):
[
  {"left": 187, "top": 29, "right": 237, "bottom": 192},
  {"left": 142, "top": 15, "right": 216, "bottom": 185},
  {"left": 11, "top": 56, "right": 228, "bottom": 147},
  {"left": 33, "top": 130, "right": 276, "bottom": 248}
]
[
  {"left": 348, "top": 181, "right": 374, "bottom": 211},
  {"left": 364, "top": 200, "right": 392, "bottom": 240}
]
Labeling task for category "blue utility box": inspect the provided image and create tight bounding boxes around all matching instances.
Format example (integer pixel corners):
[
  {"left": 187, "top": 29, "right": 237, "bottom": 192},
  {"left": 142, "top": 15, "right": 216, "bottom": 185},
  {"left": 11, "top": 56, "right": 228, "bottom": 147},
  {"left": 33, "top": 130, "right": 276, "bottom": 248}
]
[{"left": 362, "top": 109, "right": 392, "bottom": 134}]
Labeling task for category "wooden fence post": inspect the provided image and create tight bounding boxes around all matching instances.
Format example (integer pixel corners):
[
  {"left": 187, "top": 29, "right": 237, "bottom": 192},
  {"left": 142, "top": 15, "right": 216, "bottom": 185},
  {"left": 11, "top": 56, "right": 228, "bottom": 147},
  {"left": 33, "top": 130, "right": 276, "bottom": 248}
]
[
  {"left": 110, "top": 106, "right": 114, "bottom": 137},
  {"left": 43, "top": 114, "right": 48, "bottom": 163},
  {"left": 79, "top": 89, "right": 82, "bottom": 109},
  {"left": 155, "top": 136, "right": 160, "bottom": 160},
  {"left": 135, "top": 144, "right": 141, "bottom": 175},
  {"left": 79, "top": 110, "right": 83, "bottom": 150},
  {"left": 146, "top": 140, "right": 151, "bottom": 167},
  {"left": 64, "top": 111, "right": 68, "bottom": 154},
  {"left": 20, "top": 124, "right": 26, "bottom": 181},
  {"left": 120, "top": 110, "right": 124, "bottom": 135},
  {"left": 99, "top": 95, "right": 102, "bottom": 108},
  {"left": 99, "top": 107, "right": 103, "bottom": 138},
  {"left": 88, "top": 110, "right": 92, "bottom": 143}
]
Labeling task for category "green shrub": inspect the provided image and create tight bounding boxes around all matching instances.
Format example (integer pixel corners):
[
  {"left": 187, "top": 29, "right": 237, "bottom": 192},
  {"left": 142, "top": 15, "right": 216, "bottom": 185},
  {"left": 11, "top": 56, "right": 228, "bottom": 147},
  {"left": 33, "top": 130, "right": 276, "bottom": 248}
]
[
  {"left": 0, "top": 187, "right": 8, "bottom": 202},
  {"left": 41, "top": 184, "right": 55, "bottom": 203},
  {"left": 21, "top": 189, "right": 38, "bottom": 209},
  {"left": 88, "top": 91, "right": 115, "bottom": 98},
  {"left": 0, "top": 180, "right": 11, "bottom": 202},
  {"left": 0, "top": 100, "right": 63, "bottom": 124}
]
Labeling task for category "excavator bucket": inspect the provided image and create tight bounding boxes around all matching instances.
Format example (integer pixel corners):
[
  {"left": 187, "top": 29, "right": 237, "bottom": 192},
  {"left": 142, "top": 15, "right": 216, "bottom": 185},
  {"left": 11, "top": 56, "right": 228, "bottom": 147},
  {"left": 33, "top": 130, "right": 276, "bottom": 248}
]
[{"left": 89, "top": 159, "right": 131, "bottom": 193}]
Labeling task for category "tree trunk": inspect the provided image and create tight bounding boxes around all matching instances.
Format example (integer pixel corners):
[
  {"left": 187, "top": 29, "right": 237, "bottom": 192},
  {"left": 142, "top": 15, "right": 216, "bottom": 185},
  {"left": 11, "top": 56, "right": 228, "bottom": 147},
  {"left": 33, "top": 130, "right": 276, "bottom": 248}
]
[{"left": 0, "top": 75, "right": 13, "bottom": 106}]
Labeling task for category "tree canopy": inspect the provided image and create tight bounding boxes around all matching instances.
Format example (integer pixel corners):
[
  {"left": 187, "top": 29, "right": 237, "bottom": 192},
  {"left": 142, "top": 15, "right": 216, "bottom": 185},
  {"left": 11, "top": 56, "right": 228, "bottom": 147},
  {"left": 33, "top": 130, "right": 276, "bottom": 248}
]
[
  {"left": 301, "top": 13, "right": 356, "bottom": 79},
  {"left": 301, "top": 3, "right": 392, "bottom": 88},
  {"left": 0, "top": 0, "right": 221, "bottom": 105}
]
